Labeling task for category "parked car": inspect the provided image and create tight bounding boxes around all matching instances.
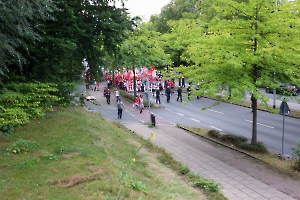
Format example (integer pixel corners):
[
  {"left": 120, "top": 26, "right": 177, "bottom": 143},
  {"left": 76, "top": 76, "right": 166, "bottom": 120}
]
[
  {"left": 266, "top": 84, "right": 298, "bottom": 96},
  {"left": 85, "top": 96, "right": 97, "bottom": 100}
]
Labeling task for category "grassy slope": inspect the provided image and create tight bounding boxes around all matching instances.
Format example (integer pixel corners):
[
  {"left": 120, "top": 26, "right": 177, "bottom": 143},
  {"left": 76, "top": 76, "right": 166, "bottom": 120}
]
[{"left": 0, "top": 107, "right": 216, "bottom": 200}]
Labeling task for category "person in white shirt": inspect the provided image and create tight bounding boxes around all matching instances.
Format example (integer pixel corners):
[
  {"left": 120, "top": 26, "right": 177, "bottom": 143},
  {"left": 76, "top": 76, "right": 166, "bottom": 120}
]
[{"left": 115, "top": 89, "right": 120, "bottom": 102}]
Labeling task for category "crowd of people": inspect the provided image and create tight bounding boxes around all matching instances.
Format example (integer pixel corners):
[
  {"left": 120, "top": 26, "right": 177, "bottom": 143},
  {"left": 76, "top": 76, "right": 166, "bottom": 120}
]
[{"left": 83, "top": 66, "right": 193, "bottom": 119}]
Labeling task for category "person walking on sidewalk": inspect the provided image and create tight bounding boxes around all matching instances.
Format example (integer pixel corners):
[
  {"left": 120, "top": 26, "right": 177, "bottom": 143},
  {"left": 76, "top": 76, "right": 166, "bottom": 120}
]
[
  {"left": 155, "top": 87, "right": 161, "bottom": 104},
  {"left": 166, "top": 86, "right": 171, "bottom": 103},
  {"left": 159, "top": 83, "right": 163, "bottom": 95},
  {"left": 177, "top": 86, "right": 182, "bottom": 102},
  {"left": 115, "top": 89, "right": 120, "bottom": 102},
  {"left": 105, "top": 89, "right": 111, "bottom": 104},
  {"left": 134, "top": 95, "right": 139, "bottom": 110},
  {"left": 117, "top": 98, "right": 125, "bottom": 119},
  {"left": 138, "top": 94, "right": 144, "bottom": 113}
]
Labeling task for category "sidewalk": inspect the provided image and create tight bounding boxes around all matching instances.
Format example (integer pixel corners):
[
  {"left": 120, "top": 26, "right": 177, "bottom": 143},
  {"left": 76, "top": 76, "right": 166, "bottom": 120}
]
[{"left": 85, "top": 84, "right": 299, "bottom": 200}]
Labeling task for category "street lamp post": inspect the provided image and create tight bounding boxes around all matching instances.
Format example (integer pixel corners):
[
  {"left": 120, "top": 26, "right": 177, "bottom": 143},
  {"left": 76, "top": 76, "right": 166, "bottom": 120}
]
[{"left": 273, "top": 71, "right": 276, "bottom": 109}]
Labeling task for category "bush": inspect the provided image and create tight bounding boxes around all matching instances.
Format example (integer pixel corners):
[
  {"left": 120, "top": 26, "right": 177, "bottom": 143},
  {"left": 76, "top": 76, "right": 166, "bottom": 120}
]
[
  {"left": 0, "top": 82, "right": 62, "bottom": 134},
  {"left": 180, "top": 164, "right": 190, "bottom": 175},
  {"left": 220, "top": 134, "right": 248, "bottom": 144},
  {"left": 292, "top": 140, "right": 300, "bottom": 171},
  {"left": 194, "top": 177, "right": 222, "bottom": 193},
  {"left": 119, "top": 90, "right": 155, "bottom": 108},
  {"left": 208, "top": 130, "right": 221, "bottom": 139},
  {"left": 238, "top": 142, "right": 268, "bottom": 153}
]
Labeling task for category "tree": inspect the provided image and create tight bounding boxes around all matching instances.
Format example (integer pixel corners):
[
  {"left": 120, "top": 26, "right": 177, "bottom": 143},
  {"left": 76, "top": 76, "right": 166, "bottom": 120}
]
[
  {"left": 150, "top": 0, "right": 201, "bottom": 33},
  {"left": 1, "top": 0, "right": 133, "bottom": 85},
  {"left": 119, "top": 23, "right": 171, "bottom": 96},
  {"left": 0, "top": 0, "right": 57, "bottom": 78},
  {"left": 2, "top": 0, "right": 133, "bottom": 82},
  {"left": 177, "top": 0, "right": 300, "bottom": 144},
  {"left": 161, "top": 18, "right": 201, "bottom": 68}
]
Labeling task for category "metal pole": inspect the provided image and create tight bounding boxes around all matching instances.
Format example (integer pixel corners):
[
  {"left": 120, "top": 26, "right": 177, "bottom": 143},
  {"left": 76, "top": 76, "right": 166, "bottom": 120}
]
[
  {"left": 273, "top": 88, "right": 276, "bottom": 109},
  {"left": 282, "top": 102, "right": 285, "bottom": 155},
  {"left": 148, "top": 91, "right": 151, "bottom": 118},
  {"left": 273, "top": 71, "right": 276, "bottom": 109}
]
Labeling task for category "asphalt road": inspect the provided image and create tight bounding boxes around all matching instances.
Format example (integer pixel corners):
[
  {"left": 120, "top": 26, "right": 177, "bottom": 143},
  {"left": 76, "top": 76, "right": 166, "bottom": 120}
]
[
  {"left": 75, "top": 84, "right": 300, "bottom": 156},
  {"left": 146, "top": 92, "right": 300, "bottom": 156}
]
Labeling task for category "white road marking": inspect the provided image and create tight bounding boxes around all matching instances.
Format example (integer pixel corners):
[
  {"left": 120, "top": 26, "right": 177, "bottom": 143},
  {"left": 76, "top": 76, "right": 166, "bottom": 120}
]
[
  {"left": 208, "top": 109, "right": 224, "bottom": 114},
  {"left": 245, "top": 119, "right": 274, "bottom": 129},
  {"left": 210, "top": 126, "right": 223, "bottom": 131},
  {"left": 190, "top": 118, "right": 200, "bottom": 122},
  {"left": 177, "top": 113, "right": 184, "bottom": 116},
  {"left": 125, "top": 110, "right": 145, "bottom": 122}
]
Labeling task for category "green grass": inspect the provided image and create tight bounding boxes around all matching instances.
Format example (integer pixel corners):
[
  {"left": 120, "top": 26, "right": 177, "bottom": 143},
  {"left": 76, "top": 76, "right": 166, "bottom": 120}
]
[{"left": 0, "top": 107, "right": 226, "bottom": 200}]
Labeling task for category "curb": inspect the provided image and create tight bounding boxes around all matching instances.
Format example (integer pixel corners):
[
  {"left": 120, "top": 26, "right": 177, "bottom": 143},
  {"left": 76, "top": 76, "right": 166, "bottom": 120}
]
[{"left": 177, "top": 125, "right": 265, "bottom": 162}]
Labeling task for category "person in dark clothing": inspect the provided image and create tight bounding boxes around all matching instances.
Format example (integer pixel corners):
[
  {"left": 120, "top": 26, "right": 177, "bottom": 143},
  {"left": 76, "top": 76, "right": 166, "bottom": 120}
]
[
  {"left": 166, "top": 86, "right": 171, "bottom": 103},
  {"left": 107, "top": 80, "right": 111, "bottom": 89},
  {"left": 117, "top": 98, "right": 125, "bottom": 119},
  {"left": 105, "top": 89, "right": 111, "bottom": 104},
  {"left": 159, "top": 83, "right": 163, "bottom": 95},
  {"left": 177, "top": 86, "right": 182, "bottom": 102},
  {"left": 155, "top": 87, "right": 161, "bottom": 104},
  {"left": 182, "top": 77, "right": 185, "bottom": 87},
  {"left": 187, "top": 85, "right": 191, "bottom": 100},
  {"left": 141, "top": 84, "right": 145, "bottom": 93},
  {"left": 251, "top": 94, "right": 254, "bottom": 112}
]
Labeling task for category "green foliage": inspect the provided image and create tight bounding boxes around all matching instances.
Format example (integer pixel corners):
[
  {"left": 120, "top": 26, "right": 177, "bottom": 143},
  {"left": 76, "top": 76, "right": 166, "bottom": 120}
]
[
  {"left": 0, "top": 82, "right": 61, "bottom": 133},
  {"left": 180, "top": 164, "right": 190, "bottom": 175},
  {"left": 0, "top": 0, "right": 57, "bottom": 75},
  {"left": 194, "top": 176, "right": 222, "bottom": 193},
  {"left": 7, "top": 139, "right": 40, "bottom": 154},
  {"left": 158, "top": 152, "right": 176, "bottom": 167},
  {"left": 238, "top": 142, "right": 268, "bottom": 153},
  {"left": 130, "top": 179, "right": 147, "bottom": 191},
  {"left": 41, "top": 153, "right": 59, "bottom": 161},
  {"left": 292, "top": 140, "right": 300, "bottom": 158},
  {"left": 119, "top": 23, "right": 171, "bottom": 68},
  {"left": 150, "top": 0, "right": 201, "bottom": 33},
  {"left": 292, "top": 140, "right": 300, "bottom": 171},
  {"left": 220, "top": 134, "right": 248, "bottom": 144},
  {"left": 174, "top": 0, "right": 300, "bottom": 145},
  {"left": 0, "top": 124, "right": 14, "bottom": 137},
  {"left": 54, "top": 82, "right": 77, "bottom": 106},
  {"left": 208, "top": 130, "right": 222, "bottom": 139},
  {"left": 206, "top": 130, "right": 268, "bottom": 153}
]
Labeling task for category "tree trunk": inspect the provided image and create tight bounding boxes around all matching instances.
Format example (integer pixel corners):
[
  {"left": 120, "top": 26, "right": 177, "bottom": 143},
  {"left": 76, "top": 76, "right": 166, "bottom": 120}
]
[
  {"left": 133, "top": 66, "right": 137, "bottom": 97},
  {"left": 251, "top": 97, "right": 258, "bottom": 144}
]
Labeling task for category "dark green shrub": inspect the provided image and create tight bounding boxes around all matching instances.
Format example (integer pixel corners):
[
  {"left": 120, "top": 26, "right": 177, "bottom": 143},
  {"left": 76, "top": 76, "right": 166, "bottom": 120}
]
[
  {"left": 220, "top": 134, "right": 248, "bottom": 144},
  {"left": 119, "top": 90, "right": 135, "bottom": 102},
  {"left": 54, "top": 82, "right": 77, "bottom": 106},
  {"left": 180, "top": 164, "right": 190, "bottom": 175},
  {"left": 0, "top": 124, "right": 15, "bottom": 137},
  {"left": 238, "top": 142, "right": 268, "bottom": 153},
  {"left": 208, "top": 130, "right": 221, "bottom": 139}
]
